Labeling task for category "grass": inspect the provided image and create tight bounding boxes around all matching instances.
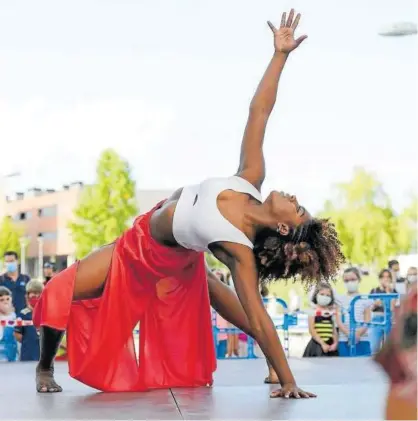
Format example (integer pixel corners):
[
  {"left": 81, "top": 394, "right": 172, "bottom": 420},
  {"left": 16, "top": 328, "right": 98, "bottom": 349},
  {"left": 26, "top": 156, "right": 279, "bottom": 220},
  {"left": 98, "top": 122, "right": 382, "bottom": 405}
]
[{"left": 268, "top": 275, "right": 377, "bottom": 310}]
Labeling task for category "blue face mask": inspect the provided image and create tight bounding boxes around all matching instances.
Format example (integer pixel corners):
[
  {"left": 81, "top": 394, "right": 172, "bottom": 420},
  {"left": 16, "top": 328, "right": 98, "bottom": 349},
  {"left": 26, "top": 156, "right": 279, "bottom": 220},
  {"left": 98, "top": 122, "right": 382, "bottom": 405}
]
[{"left": 5, "top": 262, "right": 18, "bottom": 273}]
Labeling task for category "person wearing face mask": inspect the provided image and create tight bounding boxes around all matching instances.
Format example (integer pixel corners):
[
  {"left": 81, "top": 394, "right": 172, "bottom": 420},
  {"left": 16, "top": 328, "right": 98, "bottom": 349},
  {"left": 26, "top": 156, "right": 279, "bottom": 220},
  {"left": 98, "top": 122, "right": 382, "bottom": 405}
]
[
  {"left": 303, "top": 283, "right": 338, "bottom": 357},
  {"left": 14, "top": 280, "right": 44, "bottom": 361},
  {"left": 388, "top": 260, "right": 407, "bottom": 296},
  {"left": 0, "top": 251, "right": 31, "bottom": 314},
  {"left": 0, "top": 286, "right": 18, "bottom": 362},
  {"left": 369, "top": 269, "right": 398, "bottom": 354},
  {"left": 406, "top": 266, "right": 417, "bottom": 291},
  {"left": 335, "top": 267, "right": 372, "bottom": 357},
  {"left": 43, "top": 262, "right": 57, "bottom": 284}
]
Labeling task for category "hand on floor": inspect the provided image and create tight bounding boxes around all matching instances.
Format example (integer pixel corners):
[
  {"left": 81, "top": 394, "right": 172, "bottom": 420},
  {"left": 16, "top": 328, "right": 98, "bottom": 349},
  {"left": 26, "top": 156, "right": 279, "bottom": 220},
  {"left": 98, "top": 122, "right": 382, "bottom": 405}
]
[{"left": 270, "top": 384, "right": 317, "bottom": 399}]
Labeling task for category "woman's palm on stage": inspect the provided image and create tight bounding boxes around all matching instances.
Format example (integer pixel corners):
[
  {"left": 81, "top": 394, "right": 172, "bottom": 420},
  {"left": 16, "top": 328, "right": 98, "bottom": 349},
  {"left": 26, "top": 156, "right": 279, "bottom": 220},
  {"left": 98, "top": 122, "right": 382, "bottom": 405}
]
[{"left": 268, "top": 9, "right": 308, "bottom": 53}]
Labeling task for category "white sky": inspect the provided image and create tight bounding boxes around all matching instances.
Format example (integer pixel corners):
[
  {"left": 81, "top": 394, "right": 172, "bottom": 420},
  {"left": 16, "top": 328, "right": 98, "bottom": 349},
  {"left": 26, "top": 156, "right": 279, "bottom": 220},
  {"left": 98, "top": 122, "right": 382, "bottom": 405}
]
[{"left": 0, "top": 0, "right": 417, "bottom": 214}]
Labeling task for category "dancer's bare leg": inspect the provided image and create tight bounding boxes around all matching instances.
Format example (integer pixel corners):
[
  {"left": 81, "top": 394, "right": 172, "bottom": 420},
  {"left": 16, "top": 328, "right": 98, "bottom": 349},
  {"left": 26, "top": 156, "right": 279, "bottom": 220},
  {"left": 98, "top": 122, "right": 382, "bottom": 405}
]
[
  {"left": 264, "top": 360, "right": 280, "bottom": 384},
  {"left": 36, "top": 244, "right": 115, "bottom": 393}
]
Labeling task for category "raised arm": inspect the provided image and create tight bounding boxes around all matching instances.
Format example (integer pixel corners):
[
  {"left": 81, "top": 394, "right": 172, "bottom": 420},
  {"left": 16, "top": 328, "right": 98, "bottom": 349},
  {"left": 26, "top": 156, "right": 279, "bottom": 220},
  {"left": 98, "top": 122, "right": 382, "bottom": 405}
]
[{"left": 236, "top": 9, "right": 307, "bottom": 190}]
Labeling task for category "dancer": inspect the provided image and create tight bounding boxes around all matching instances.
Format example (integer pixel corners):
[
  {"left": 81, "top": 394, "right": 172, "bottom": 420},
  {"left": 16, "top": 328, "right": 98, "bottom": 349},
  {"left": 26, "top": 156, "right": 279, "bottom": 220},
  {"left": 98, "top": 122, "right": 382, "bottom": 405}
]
[{"left": 34, "top": 9, "right": 344, "bottom": 398}]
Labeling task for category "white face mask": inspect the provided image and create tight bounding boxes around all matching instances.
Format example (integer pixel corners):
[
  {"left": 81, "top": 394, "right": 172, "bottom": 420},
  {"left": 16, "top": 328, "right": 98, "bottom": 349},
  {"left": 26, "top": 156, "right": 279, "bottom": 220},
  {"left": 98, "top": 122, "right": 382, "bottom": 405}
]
[
  {"left": 345, "top": 280, "right": 359, "bottom": 293},
  {"left": 395, "top": 271, "right": 401, "bottom": 280},
  {"left": 395, "top": 282, "right": 406, "bottom": 295},
  {"left": 317, "top": 294, "right": 332, "bottom": 307},
  {"left": 407, "top": 275, "right": 417, "bottom": 284}
]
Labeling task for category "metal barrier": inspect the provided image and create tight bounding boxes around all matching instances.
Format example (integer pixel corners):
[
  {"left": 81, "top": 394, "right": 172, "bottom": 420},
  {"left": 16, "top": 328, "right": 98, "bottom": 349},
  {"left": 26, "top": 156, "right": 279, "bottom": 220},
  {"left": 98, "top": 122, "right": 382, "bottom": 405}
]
[
  {"left": 212, "top": 297, "right": 298, "bottom": 359},
  {"left": 348, "top": 293, "right": 399, "bottom": 357}
]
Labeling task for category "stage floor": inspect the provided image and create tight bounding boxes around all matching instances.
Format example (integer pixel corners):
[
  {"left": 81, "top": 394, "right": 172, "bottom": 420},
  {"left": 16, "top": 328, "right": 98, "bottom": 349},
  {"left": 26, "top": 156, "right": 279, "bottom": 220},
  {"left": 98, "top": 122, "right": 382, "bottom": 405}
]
[{"left": 0, "top": 358, "right": 388, "bottom": 420}]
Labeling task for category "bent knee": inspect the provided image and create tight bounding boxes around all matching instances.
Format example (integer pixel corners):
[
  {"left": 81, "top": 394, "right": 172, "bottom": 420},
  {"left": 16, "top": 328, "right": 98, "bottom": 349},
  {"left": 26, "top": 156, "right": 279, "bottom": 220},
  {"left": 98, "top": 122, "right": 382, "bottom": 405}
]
[{"left": 73, "top": 243, "right": 115, "bottom": 300}]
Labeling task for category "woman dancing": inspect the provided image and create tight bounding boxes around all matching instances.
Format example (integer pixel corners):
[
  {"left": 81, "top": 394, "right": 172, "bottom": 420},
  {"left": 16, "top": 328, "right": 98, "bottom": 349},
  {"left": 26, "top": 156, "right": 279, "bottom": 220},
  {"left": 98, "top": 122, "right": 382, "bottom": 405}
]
[{"left": 34, "top": 9, "right": 344, "bottom": 398}]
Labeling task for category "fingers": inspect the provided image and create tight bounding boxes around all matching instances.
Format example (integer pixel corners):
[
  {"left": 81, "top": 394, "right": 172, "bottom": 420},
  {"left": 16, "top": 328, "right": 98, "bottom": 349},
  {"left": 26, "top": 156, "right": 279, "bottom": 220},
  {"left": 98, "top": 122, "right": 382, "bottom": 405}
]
[
  {"left": 292, "top": 13, "right": 301, "bottom": 30},
  {"left": 286, "top": 9, "right": 295, "bottom": 27},
  {"left": 295, "top": 35, "right": 308, "bottom": 46},
  {"left": 270, "top": 388, "right": 317, "bottom": 399},
  {"left": 280, "top": 12, "right": 286, "bottom": 27},
  {"left": 267, "top": 21, "right": 277, "bottom": 33},
  {"left": 270, "top": 390, "right": 282, "bottom": 398}
]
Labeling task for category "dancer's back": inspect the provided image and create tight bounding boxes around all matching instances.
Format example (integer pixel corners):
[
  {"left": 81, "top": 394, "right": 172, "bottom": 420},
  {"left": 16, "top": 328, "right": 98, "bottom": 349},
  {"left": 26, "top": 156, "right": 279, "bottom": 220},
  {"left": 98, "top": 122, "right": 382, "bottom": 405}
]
[{"left": 149, "top": 175, "right": 262, "bottom": 251}]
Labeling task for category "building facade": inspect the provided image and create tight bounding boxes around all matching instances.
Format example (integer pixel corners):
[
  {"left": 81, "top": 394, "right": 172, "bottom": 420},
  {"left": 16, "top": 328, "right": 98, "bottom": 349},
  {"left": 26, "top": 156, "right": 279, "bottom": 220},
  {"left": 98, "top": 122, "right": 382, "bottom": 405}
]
[{"left": 2, "top": 184, "right": 173, "bottom": 277}]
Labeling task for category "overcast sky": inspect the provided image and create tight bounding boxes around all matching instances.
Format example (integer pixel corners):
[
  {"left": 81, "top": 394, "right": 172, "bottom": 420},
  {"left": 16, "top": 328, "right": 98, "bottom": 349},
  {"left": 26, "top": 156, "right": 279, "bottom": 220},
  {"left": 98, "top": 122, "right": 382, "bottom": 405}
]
[{"left": 0, "top": 0, "right": 416, "bottom": 214}]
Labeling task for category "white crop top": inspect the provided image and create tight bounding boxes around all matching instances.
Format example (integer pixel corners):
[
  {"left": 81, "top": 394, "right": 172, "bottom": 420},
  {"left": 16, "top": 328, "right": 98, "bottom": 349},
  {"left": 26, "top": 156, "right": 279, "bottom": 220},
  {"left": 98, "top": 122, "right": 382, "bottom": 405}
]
[{"left": 172, "top": 176, "right": 263, "bottom": 252}]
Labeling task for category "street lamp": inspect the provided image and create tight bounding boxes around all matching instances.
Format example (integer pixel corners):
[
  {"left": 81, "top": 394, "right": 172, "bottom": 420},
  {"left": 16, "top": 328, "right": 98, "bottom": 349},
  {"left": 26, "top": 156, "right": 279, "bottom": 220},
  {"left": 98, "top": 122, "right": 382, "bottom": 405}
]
[
  {"left": 37, "top": 235, "right": 44, "bottom": 282},
  {"left": 19, "top": 236, "right": 29, "bottom": 274}
]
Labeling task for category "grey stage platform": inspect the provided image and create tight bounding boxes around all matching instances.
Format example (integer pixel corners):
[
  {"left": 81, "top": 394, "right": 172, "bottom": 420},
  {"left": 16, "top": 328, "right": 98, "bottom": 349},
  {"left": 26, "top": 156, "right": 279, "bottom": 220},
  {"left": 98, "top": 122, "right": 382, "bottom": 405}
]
[{"left": 0, "top": 358, "right": 388, "bottom": 420}]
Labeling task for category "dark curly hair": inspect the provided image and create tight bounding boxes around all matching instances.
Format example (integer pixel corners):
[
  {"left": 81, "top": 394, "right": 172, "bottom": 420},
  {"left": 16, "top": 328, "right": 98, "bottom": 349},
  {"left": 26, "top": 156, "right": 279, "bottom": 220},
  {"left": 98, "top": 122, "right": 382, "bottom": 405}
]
[{"left": 253, "top": 218, "right": 345, "bottom": 288}]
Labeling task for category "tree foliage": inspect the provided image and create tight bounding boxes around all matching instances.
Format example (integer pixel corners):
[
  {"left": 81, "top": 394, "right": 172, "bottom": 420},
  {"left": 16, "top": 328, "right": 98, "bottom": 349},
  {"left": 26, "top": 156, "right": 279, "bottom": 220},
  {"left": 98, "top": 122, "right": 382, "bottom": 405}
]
[
  {"left": 318, "top": 167, "right": 411, "bottom": 267},
  {"left": 68, "top": 149, "right": 138, "bottom": 259},
  {"left": 0, "top": 216, "right": 24, "bottom": 259}
]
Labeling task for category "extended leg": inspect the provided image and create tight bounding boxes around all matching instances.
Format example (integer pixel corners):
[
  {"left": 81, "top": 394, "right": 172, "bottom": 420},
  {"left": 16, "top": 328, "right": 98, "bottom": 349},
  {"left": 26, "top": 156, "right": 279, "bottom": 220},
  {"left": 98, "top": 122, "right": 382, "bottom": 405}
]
[{"left": 36, "top": 244, "right": 115, "bottom": 393}]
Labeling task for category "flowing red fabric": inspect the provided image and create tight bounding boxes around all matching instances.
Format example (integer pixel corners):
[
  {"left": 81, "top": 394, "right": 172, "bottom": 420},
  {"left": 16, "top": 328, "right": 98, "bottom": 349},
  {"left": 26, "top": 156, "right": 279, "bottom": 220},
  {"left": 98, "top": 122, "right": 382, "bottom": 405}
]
[{"left": 33, "top": 203, "right": 217, "bottom": 392}]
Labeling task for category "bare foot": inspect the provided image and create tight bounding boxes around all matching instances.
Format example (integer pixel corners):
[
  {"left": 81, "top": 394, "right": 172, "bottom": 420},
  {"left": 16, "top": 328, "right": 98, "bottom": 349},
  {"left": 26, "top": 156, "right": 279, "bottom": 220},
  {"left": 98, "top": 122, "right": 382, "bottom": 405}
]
[
  {"left": 36, "top": 365, "right": 63, "bottom": 393},
  {"left": 264, "top": 369, "right": 280, "bottom": 384}
]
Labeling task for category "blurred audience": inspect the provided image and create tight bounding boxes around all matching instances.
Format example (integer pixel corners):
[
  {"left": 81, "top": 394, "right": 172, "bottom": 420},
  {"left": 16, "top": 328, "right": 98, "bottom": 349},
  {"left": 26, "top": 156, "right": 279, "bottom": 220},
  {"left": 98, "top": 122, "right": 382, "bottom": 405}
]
[
  {"left": 406, "top": 266, "right": 417, "bottom": 291},
  {"left": 14, "top": 280, "right": 44, "bottom": 361},
  {"left": 43, "top": 262, "right": 57, "bottom": 284},
  {"left": 388, "top": 259, "right": 407, "bottom": 296},
  {"left": 369, "top": 269, "right": 397, "bottom": 354},
  {"left": 0, "top": 251, "right": 31, "bottom": 314},
  {"left": 336, "top": 267, "right": 372, "bottom": 356},
  {"left": 0, "top": 286, "right": 17, "bottom": 362},
  {"left": 303, "top": 282, "right": 338, "bottom": 357}
]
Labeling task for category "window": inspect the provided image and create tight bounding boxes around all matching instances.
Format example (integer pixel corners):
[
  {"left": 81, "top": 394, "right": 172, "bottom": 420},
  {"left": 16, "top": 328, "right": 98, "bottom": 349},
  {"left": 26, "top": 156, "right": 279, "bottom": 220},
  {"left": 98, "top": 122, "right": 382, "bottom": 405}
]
[
  {"left": 38, "top": 205, "right": 57, "bottom": 217},
  {"left": 14, "top": 211, "right": 32, "bottom": 221},
  {"left": 38, "top": 231, "right": 57, "bottom": 240}
]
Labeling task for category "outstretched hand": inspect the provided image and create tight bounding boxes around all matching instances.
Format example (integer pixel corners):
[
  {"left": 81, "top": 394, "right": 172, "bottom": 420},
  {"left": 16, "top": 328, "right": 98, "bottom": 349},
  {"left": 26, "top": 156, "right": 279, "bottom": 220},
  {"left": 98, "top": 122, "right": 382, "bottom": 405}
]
[
  {"left": 267, "top": 9, "right": 307, "bottom": 53},
  {"left": 270, "top": 383, "right": 317, "bottom": 399}
]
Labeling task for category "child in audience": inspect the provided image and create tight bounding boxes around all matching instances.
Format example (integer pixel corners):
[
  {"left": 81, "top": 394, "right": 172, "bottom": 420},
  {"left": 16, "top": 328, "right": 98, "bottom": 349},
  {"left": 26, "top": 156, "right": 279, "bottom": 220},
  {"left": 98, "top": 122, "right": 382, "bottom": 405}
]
[
  {"left": 14, "top": 280, "right": 44, "bottom": 361},
  {"left": 0, "top": 286, "right": 17, "bottom": 362},
  {"left": 303, "top": 282, "right": 338, "bottom": 357},
  {"left": 336, "top": 267, "right": 372, "bottom": 356}
]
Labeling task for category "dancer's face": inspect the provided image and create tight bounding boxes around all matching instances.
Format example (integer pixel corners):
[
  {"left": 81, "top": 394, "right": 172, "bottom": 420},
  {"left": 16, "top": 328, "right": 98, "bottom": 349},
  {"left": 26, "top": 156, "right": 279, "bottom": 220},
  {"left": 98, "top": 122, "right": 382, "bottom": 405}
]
[{"left": 265, "top": 190, "right": 311, "bottom": 234}]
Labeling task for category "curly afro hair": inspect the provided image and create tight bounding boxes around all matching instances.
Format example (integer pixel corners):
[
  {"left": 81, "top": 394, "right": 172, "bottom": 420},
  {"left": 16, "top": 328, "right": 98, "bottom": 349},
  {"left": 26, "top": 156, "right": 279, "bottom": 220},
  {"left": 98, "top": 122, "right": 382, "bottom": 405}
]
[{"left": 253, "top": 218, "right": 345, "bottom": 288}]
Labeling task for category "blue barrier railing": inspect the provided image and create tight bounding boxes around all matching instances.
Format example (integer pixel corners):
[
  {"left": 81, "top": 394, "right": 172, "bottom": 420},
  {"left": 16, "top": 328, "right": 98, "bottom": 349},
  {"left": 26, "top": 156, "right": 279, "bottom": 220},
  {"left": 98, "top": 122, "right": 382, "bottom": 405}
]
[
  {"left": 212, "top": 297, "right": 297, "bottom": 358},
  {"left": 348, "top": 293, "right": 398, "bottom": 357}
]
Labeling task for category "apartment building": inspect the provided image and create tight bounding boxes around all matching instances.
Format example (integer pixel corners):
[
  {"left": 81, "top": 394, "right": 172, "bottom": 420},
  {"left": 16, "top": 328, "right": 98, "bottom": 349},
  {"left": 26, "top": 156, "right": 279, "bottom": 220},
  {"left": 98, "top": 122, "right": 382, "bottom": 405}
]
[{"left": 2, "top": 184, "right": 173, "bottom": 277}]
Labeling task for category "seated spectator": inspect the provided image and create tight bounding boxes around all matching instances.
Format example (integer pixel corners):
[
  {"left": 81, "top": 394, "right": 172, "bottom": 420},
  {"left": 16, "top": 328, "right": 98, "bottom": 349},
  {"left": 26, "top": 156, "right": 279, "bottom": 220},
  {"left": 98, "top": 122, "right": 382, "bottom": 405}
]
[
  {"left": 336, "top": 267, "right": 372, "bottom": 356},
  {"left": 369, "top": 269, "right": 397, "bottom": 354},
  {"left": 14, "top": 280, "right": 44, "bottom": 361},
  {"left": 0, "top": 286, "right": 17, "bottom": 362},
  {"left": 303, "top": 282, "right": 338, "bottom": 357}
]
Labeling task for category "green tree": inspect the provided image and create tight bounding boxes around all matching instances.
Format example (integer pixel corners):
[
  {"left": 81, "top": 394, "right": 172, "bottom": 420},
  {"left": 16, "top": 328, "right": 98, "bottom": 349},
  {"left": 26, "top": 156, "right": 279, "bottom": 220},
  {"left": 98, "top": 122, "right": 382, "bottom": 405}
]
[
  {"left": 68, "top": 149, "right": 138, "bottom": 258},
  {"left": 319, "top": 167, "right": 399, "bottom": 267},
  {"left": 0, "top": 216, "right": 24, "bottom": 259},
  {"left": 395, "top": 195, "right": 417, "bottom": 254}
]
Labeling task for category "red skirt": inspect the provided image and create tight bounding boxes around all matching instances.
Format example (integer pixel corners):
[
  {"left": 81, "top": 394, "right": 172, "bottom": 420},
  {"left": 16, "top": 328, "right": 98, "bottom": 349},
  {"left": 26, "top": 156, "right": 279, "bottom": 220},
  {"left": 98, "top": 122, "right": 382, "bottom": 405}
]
[{"left": 33, "top": 203, "right": 216, "bottom": 392}]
